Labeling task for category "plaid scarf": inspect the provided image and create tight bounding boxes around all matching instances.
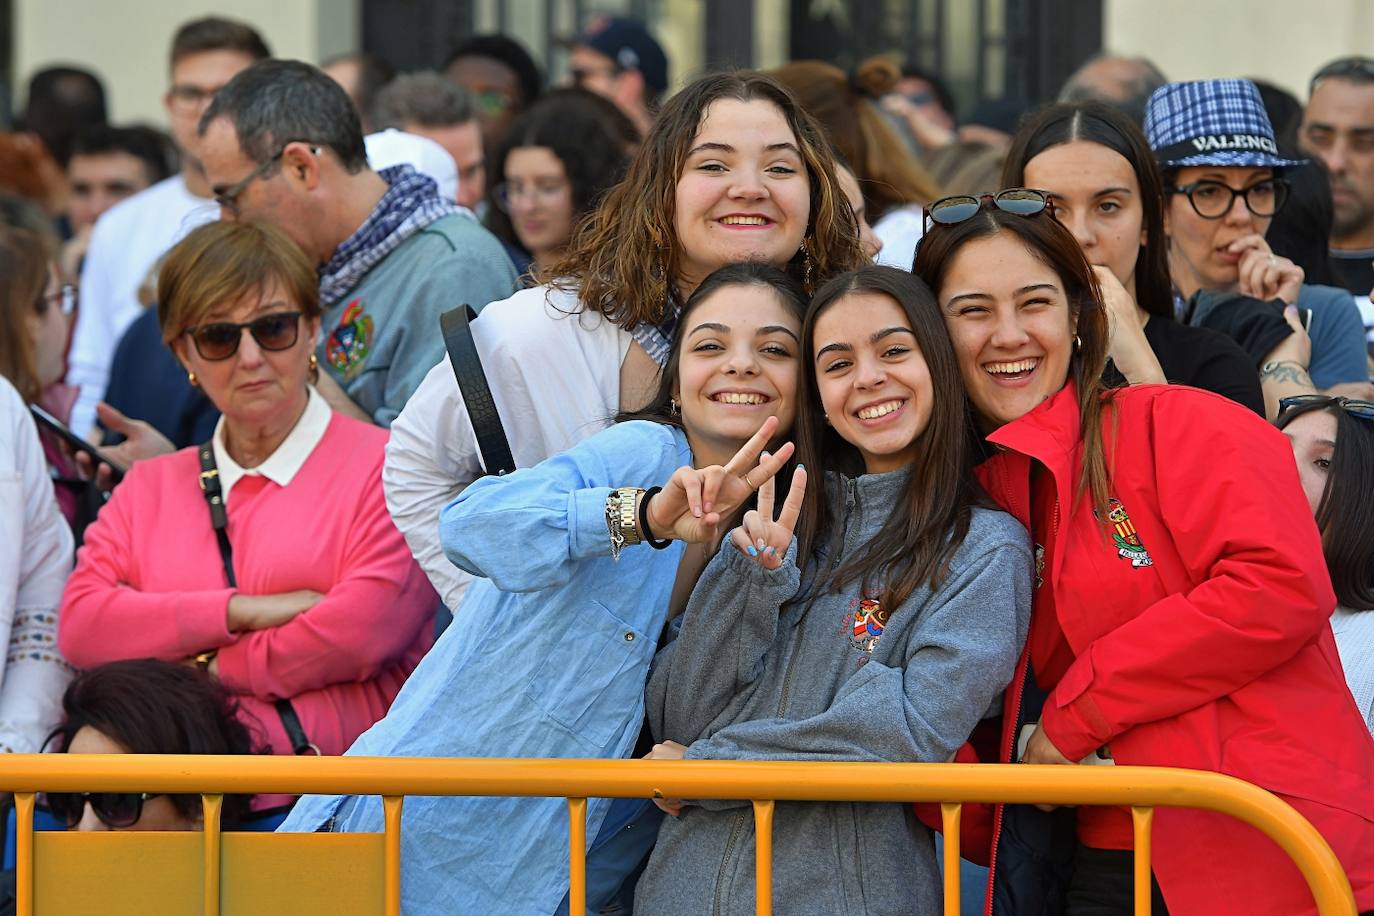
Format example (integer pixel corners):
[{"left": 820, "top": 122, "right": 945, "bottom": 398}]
[
  {"left": 318, "top": 165, "right": 459, "bottom": 308},
  {"left": 628, "top": 288, "right": 681, "bottom": 368}
]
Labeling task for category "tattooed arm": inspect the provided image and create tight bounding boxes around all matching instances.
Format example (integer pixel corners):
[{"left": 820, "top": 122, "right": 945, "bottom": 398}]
[{"left": 1259, "top": 307, "right": 1318, "bottom": 420}]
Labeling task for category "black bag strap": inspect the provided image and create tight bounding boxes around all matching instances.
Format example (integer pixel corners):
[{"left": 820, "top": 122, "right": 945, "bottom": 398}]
[
  {"left": 197, "top": 443, "right": 319, "bottom": 756},
  {"left": 440, "top": 304, "right": 515, "bottom": 476}
]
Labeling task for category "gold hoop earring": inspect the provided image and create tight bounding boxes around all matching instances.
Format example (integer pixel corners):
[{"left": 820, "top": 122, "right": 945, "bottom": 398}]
[
  {"left": 187, "top": 370, "right": 198, "bottom": 387},
  {"left": 308, "top": 353, "right": 319, "bottom": 384}
]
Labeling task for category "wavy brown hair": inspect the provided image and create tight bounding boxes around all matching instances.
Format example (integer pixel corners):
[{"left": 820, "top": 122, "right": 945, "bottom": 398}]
[
  {"left": 770, "top": 58, "right": 941, "bottom": 223},
  {"left": 546, "top": 71, "right": 864, "bottom": 330},
  {"left": 913, "top": 206, "right": 1116, "bottom": 518},
  {"left": 0, "top": 227, "right": 52, "bottom": 403},
  {"left": 794, "top": 266, "right": 979, "bottom": 609}
]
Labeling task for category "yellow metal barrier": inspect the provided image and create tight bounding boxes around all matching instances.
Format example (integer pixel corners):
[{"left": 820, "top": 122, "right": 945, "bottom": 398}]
[{"left": 0, "top": 754, "right": 1357, "bottom": 916}]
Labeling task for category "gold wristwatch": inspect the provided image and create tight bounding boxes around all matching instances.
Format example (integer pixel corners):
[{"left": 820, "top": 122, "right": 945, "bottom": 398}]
[
  {"left": 605, "top": 487, "right": 645, "bottom": 561},
  {"left": 193, "top": 650, "right": 217, "bottom": 672}
]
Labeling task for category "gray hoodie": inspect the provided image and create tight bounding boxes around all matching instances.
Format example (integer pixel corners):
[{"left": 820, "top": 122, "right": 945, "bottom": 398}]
[{"left": 636, "top": 469, "right": 1032, "bottom": 916}]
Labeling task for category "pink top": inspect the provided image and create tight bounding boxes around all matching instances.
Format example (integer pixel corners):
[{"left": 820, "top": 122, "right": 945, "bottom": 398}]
[{"left": 59, "top": 412, "right": 436, "bottom": 757}]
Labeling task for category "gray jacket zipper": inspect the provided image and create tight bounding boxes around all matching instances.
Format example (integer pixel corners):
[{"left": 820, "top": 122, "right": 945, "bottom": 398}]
[{"left": 712, "top": 811, "right": 747, "bottom": 916}]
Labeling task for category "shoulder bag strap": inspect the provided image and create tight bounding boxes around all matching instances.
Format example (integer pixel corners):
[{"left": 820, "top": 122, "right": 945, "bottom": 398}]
[
  {"left": 440, "top": 304, "right": 516, "bottom": 476},
  {"left": 197, "top": 442, "right": 319, "bottom": 756}
]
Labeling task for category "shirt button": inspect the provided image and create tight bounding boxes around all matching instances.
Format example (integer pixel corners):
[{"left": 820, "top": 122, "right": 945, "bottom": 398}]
[{"left": 624, "top": 632, "right": 635, "bottom": 641}]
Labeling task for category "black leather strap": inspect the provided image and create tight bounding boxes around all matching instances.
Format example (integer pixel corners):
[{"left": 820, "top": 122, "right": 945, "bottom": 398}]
[
  {"left": 440, "top": 305, "right": 516, "bottom": 476},
  {"left": 198, "top": 442, "right": 318, "bottom": 755}
]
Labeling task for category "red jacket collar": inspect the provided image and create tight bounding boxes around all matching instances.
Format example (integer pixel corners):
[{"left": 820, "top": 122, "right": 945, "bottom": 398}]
[{"left": 984, "top": 380, "right": 1084, "bottom": 473}]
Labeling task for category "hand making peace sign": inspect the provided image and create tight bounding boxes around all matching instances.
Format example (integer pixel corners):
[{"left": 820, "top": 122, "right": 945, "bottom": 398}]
[
  {"left": 643, "top": 415, "right": 795, "bottom": 545},
  {"left": 730, "top": 459, "right": 808, "bottom": 570}
]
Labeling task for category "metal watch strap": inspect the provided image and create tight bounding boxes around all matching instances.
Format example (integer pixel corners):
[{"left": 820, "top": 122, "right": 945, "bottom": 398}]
[{"left": 440, "top": 304, "right": 516, "bottom": 477}]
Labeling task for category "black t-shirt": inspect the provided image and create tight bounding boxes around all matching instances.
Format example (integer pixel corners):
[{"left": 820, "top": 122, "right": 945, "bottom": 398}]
[
  {"left": 1331, "top": 249, "right": 1374, "bottom": 298},
  {"left": 1104, "top": 317, "right": 1264, "bottom": 416}
]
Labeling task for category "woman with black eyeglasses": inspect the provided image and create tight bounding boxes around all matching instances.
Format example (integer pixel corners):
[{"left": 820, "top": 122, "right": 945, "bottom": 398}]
[
  {"left": 913, "top": 190, "right": 1374, "bottom": 915},
  {"left": 57, "top": 222, "right": 437, "bottom": 797},
  {"left": 1146, "top": 78, "right": 1370, "bottom": 419},
  {"left": 1278, "top": 394, "right": 1374, "bottom": 739}
]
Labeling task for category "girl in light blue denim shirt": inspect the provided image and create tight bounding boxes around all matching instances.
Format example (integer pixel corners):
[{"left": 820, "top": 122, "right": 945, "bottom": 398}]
[{"left": 278, "top": 263, "right": 808, "bottom": 914}]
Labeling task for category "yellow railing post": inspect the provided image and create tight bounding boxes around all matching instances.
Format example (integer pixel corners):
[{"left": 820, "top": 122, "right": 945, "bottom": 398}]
[
  {"left": 941, "top": 802, "right": 962, "bottom": 916},
  {"left": 752, "top": 800, "right": 775, "bottom": 916},
  {"left": 382, "top": 795, "right": 404, "bottom": 916},
  {"left": 567, "top": 797, "right": 587, "bottom": 916},
  {"left": 14, "top": 791, "right": 33, "bottom": 916},
  {"left": 202, "top": 793, "right": 223, "bottom": 916},
  {"left": 1132, "top": 806, "right": 1154, "bottom": 916}
]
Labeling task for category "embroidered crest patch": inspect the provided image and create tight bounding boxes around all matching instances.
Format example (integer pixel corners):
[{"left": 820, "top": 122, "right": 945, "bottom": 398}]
[
  {"left": 1096, "top": 498, "right": 1153, "bottom": 568},
  {"left": 326, "top": 299, "right": 374, "bottom": 379},
  {"left": 849, "top": 597, "right": 890, "bottom": 653}
]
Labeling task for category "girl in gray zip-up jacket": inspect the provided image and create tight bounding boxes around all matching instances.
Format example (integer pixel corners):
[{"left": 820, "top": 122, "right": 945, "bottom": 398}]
[{"left": 636, "top": 266, "right": 1032, "bottom": 916}]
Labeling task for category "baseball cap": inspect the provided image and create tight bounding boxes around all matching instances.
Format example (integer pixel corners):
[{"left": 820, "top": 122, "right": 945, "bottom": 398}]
[{"left": 569, "top": 16, "right": 668, "bottom": 95}]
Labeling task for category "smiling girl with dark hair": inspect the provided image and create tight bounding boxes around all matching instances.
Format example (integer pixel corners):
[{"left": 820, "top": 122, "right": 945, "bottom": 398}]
[
  {"left": 915, "top": 196, "right": 1374, "bottom": 915},
  {"left": 637, "top": 265, "right": 1030, "bottom": 916}
]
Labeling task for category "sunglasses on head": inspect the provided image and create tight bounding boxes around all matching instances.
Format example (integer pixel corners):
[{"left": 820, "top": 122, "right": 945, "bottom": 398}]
[
  {"left": 1278, "top": 394, "right": 1374, "bottom": 424},
  {"left": 923, "top": 188, "right": 1052, "bottom": 232},
  {"left": 41, "top": 791, "right": 163, "bottom": 829},
  {"left": 185, "top": 311, "right": 303, "bottom": 361}
]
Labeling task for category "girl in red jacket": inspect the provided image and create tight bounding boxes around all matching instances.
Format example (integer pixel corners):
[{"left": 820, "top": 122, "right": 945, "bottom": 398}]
[{"left": 913, "top": 191, "right": 1374, "bottom": 916}]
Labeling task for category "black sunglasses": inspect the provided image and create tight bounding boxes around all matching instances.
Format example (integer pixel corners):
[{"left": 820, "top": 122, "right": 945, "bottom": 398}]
[
  {"left": 924, "top": 188, "right": 1052, "bottom": 232},
  {"left": 185, "top": 311, "right": 303, "bottom": 361},
  {"left": 41, "top": 790, "right": 163, "bottom": 829},
  {"left": 1278, "top": 394, "right": 1374, "bottom": 424}
]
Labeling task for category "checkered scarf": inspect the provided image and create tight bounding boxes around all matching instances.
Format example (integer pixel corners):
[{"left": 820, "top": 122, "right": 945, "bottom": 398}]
[{"left": 318, "top": 165, "right": 459, "bottom": 308}]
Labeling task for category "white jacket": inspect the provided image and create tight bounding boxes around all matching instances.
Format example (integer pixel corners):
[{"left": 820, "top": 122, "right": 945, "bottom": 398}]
[
  {"left": 383, "top": 284, "right": 631, "bottom": 611},
  {"left": 0, "top": 378, "right": 74, "bottom": 752}
]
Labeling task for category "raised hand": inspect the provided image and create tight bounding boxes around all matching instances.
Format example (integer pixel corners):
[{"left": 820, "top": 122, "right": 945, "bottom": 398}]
[
  {"left": 1092, "top": 265, "right": 1165, "bottom": 385},
  {"left": 1230, "top": 235, "right": 1304, "bottom": 305},
  {"left": 644, "top": 415, "right": 795, "bottom": 545},
  {"left": 73, "top": 402, "right": 175, "bottom": 491},
  {"left": 730, "top": 462, "right": 807, "bottom": 570}
]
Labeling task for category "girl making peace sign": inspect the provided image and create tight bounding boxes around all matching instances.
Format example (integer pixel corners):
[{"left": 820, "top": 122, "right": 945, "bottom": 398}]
[{"left": 635, "top": 266, "right": 1032, "bottom": 916}]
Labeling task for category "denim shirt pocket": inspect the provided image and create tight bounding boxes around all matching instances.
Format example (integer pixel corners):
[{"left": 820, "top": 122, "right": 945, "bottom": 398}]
[{"left": 524, "top": 598, "right": 653, "bottom": 749}]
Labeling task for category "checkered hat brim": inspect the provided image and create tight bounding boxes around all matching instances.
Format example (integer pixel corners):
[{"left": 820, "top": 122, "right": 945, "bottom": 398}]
[{"left": 1145, "top": 79, "right": 1305, "bottom": 169}]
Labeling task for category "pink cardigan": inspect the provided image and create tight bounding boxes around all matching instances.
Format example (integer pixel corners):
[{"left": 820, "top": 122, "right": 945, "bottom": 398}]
[{"left": 59, "top": 413, "right": 436, "bottom": 757}]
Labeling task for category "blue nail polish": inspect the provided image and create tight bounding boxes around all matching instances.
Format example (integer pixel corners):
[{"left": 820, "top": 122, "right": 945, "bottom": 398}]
[
  {"left": 766, "top": 547, "right": 777, "bottom": 557},
  {"left": 747, "top": 545, "right": 758, "bottom": 557},
  {"left": 797, "top": 464, "right": 805, "bottom": 470}
]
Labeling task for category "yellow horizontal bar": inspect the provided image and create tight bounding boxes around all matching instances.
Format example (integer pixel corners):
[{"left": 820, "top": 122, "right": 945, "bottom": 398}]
[{"left": 0, "top": 756, "right": 1354, "bottom": 916}]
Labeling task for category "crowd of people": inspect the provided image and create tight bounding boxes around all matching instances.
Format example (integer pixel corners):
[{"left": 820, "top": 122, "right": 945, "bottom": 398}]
[{"left": 1, "top": 10, "right": 1374, "bottom": 915}]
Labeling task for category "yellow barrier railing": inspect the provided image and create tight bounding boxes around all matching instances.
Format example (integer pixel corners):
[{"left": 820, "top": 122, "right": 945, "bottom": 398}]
[{"left": 1, "top": 754, "right": 1357, "bottom": 916}]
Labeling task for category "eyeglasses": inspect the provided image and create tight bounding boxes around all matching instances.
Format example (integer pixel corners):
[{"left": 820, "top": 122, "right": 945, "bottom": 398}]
[
  {"left": 185, "top": 311, "right": 303, "bottom": 361},
  {"left": 36, "top": 284, "right": 78, "bottom": 317},
  {"left": 1278, "top": 394, "right": 1374, "bottom": 424},
  {"left": 474, "top": 91, "right": 514, "bottom": 116},
  {"left": 1169, "top": 179, "right": 1289, "bottom": 220},
  {"left": 923, "top": 188, "right": 1052, "bottom": 232},
  {"left": 42, "top": 791, "right": 163, "bottom": 829},
  {"left": 569, "top": 65, "right": 621, "bottom": 87},
  {"left": 492, "top": 180, "right": 571, "bottom": 211},
  {"left": 167, "top": 83, "right": 221, "bottom": 113},
  {"left": 211, "top": 144, "right": 316, "bottom": 215}
]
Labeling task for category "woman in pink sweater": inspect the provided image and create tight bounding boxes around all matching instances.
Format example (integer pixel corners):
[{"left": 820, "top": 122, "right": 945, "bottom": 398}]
[{"left": 59, "top": 221, "right": 436, "bottom": 760}]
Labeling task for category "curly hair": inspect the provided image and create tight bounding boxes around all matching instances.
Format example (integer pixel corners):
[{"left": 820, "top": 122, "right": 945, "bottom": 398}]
[
  {"left": 486, "top": 88, "right": 633, "bottom": 263},
  {"left": 546, "top": 70, "right": 864, "bottom": 330}
]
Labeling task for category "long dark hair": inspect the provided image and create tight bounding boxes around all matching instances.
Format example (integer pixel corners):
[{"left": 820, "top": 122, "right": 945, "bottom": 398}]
[
  {"left": 913, "top": 206, "right": 1115, "bottom": 518},
  {"left": 485, "top": 88, "right": 633, "bottom": 264},
  {"left": 45, "top": 660, "right": 256, "bottom": 827},
  {"left": 1277, "top": 404, "right": 1374, "bottom": 610},
  {"left": 616, "top": 260, "right": 809, "bottom": 429},
  {"left": 794, "top": 265, "right": 978, "bottom": 608},
  {"left": 1003, "top": 101, "right": 1174, "bottom": 320}
]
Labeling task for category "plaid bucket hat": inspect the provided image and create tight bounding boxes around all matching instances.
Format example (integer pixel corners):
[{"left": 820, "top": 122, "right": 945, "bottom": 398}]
[{"left": 1144, "top": 78, "right": 1306, "bottom": 169}]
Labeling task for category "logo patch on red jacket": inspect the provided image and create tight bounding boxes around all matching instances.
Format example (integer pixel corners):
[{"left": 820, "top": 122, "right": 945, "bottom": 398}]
[
  {"left": 849, "top": 596, "right": 890, "bottom": 653},
  {"left": 1095, "top": 498, "right": 1153, "bottom": 568}
]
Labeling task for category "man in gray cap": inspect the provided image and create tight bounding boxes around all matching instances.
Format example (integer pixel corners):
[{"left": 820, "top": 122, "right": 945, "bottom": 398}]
[{"left": 566, "top": 15, "right": 667, "bottom": 137}]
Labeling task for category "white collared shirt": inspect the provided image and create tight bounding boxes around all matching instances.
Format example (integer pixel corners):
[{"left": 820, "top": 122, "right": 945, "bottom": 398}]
[{"left": 212, "top": 387, "right": 332, "bottom": 503}]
